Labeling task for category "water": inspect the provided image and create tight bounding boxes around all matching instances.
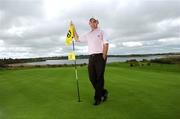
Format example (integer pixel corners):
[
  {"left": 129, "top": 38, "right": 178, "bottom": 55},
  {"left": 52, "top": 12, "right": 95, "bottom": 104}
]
[{"left": 10, "top": 55, "right": 165, "bottom": 66}]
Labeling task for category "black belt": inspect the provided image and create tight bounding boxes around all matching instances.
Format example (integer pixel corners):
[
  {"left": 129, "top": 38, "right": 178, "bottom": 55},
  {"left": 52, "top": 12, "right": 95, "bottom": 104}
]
[{"left": 90, "top": 53, "right": 103, "bottom": 57}]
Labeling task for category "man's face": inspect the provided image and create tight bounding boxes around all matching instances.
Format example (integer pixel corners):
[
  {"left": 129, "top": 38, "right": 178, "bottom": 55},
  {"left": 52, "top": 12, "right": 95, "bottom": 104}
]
[{"left": 89, "top": 19, "right": 98, "bottom": 29}]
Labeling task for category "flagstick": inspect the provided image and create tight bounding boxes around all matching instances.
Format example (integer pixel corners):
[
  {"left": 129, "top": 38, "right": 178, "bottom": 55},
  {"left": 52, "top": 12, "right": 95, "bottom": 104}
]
[{"left": 72, "top": 39, "right": 81, "bottom": 102}]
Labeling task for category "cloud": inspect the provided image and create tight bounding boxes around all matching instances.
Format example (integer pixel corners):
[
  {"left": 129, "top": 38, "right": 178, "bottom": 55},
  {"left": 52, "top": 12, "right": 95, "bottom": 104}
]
[
  {"left": 122, "top": 41, "right": 143, "bottom": 47},
  {"left": 0, "top": 0, "right": 180, "bottom": 58},
  {"left": 158, "top": 37, "right": 180, "bottom": 45},
  {"left": 109, "top": 44, "right": 116, "bottom": 48}
]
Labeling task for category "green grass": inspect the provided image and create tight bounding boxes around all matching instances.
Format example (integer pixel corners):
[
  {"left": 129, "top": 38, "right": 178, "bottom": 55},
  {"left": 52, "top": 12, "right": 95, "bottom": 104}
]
[{"left": 0, "top": 63, "right": 180, "bottom": 119}]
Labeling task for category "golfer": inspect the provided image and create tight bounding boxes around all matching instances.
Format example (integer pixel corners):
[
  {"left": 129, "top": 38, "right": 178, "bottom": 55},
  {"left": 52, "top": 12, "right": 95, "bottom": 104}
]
[{"left": 73, "top": 18, "right": 109, "bottom": 105}]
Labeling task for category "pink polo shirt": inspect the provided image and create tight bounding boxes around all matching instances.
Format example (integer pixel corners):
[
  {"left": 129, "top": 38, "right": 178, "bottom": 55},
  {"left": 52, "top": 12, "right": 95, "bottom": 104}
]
[{"left": 79, "top": 28, "right": 109, "bottom": 55}]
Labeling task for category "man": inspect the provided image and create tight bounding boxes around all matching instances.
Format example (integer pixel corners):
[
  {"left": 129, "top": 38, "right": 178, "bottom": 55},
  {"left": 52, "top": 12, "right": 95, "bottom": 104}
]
[{"left": 73, "top": 18, "right": 109, "bottom": 106}]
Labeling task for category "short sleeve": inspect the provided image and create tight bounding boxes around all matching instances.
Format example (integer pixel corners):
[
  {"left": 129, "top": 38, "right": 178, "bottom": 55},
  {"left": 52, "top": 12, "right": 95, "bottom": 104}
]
[
  {"left": 79, "top": 33, "right": 88, "bottom": 43},
  {"left": 102, "top": 31, "right": 109, "bottom": 44}
]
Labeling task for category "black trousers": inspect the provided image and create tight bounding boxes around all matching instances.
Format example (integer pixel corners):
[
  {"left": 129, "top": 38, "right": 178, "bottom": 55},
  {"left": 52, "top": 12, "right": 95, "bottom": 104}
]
[{"left": 88, "top": 53, "right": 107, "bottom": 101}]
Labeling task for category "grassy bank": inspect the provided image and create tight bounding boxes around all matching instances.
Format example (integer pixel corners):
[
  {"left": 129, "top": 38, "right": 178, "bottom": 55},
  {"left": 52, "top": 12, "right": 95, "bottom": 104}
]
[{"left": 0, "top": 63, "right": 180, "bottom": 119}]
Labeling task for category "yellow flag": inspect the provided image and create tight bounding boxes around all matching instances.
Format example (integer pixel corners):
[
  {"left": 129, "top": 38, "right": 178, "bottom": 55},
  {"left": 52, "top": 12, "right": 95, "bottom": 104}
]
[
  {"left": 68, "top": 52, "right": 76, "bottom": 60},
  {"left": 66, "top": 23, "right": 74, "bottom": 45}
]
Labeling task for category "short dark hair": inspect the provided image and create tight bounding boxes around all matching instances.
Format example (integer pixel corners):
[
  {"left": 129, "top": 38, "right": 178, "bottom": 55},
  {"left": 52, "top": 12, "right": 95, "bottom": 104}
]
[
  {"left": 89, "top": 18, "right": 96, "bottom": 22},
  {"left": 89, "top": 17, "right": 99, "bottom": 24}
]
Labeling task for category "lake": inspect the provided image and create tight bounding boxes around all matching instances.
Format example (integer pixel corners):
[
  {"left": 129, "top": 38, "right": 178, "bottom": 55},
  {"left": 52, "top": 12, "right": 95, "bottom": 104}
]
[{"left": 9, "top": 55, "right": 166, "bottom": 66}]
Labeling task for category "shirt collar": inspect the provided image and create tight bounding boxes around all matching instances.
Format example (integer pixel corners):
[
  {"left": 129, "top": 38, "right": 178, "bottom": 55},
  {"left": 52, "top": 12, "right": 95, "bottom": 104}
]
[{"left": 91, "top": 27, "right": 100, "bottom": 32}]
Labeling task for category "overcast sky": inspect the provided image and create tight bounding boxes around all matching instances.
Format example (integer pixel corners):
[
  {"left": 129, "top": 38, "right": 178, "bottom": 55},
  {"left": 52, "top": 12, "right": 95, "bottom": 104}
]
[{"left": 0, "top": 0, "right": 180, "bottom": 58}]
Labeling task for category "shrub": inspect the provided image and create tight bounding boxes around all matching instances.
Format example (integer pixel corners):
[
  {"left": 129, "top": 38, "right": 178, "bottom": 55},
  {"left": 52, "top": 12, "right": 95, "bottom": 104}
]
[
  {"left": 126, "top": 59, "right": 140, "bottom": 67},
  {"left": 0, "top": 61, "right": 7, "bottom": 68},
  {"left": 150, "top": 58, "right": 173, "bottom": 64}
]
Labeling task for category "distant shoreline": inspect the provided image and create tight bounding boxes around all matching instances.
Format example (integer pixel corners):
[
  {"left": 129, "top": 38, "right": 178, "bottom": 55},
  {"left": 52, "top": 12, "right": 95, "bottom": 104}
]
[
  {"left": 1, "top": 52, "right": 180, "bottom": 60},
  {"left": 1, "top": 52, "right": 180, "bottom": 68},
  {"left": 7, "top": 54, "right": 180, "bottom": 67}
]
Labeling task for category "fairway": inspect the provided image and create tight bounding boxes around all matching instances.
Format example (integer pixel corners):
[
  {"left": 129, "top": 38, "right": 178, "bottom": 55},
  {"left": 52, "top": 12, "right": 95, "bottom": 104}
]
[{"left": 0, "top": 63, "right": 180, "bottom": 119}]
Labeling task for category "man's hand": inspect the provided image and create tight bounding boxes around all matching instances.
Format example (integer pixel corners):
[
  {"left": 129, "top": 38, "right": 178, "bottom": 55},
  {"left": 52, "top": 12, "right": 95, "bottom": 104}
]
[
  {"left": 103, "top": 43, "right": 109, "bottom": 60},
  {"left": 103, "top": 54, "right": 107, "bottom": 60},
  {"left": 70, "top": 21, "right": 74, "bottom": 27},
  {"left": 71, "top": 21, "right": 79, "bottom": 42}
]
